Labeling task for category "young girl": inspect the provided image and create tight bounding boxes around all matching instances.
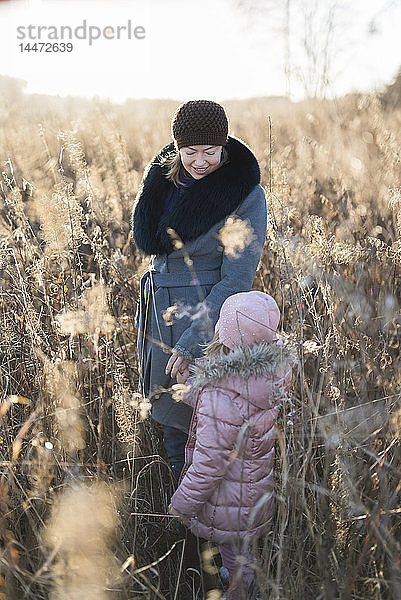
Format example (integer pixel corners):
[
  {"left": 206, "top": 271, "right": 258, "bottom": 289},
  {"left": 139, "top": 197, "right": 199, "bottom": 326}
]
[{"left": 168, "top": 291, "right": 293, "bottom": 599}]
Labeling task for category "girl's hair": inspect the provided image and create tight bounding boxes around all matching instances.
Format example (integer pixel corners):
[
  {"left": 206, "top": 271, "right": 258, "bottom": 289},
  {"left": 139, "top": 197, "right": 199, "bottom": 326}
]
[
  {"left": 203, "top": 329, "right": 231, "bottom": 356},
  {"left": 160, "top": 145, "right": 230, "bottom": 187}
]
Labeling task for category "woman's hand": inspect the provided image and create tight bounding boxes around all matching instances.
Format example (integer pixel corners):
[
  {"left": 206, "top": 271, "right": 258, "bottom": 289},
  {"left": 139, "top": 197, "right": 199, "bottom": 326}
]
[
  {"left": 168, "top": 503, "right": 189, "bottom": 524},
  {"left": 165, "top": 350, "right": 189, "bottom": 379}
]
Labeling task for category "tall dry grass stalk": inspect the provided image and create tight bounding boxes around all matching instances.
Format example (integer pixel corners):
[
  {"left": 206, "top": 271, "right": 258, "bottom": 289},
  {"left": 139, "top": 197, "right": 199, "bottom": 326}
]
[
  {"left": 43, "top": 359, "right": 86, "bottom": 455},
  {"left": 0, "top": 81, "right": 400, "bottom": 598}
]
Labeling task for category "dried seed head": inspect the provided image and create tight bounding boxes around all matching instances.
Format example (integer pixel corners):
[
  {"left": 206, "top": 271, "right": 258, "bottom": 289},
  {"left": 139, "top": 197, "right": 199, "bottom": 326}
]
[
  {"left": 44, "top": 482, "right": 120, "bottom": 600},
  {"left": 218, "top": 216, "right": 256, "bottom": 258}
]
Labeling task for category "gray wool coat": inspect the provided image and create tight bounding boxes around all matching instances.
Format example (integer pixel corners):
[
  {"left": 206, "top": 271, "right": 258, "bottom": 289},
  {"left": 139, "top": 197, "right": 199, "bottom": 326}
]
[{"left": 132, "top": 136, "right": 268, "bottom": 432}]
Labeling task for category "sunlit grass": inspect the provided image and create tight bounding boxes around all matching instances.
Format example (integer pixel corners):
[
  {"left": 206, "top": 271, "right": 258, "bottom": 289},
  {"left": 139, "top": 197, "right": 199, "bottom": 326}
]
[{"left": 0, "top": 81, "right": 400, "bottom": 599}]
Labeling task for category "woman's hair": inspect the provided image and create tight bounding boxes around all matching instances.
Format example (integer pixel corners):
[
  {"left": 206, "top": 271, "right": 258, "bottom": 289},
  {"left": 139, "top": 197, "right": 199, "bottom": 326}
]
[
  {"left": 160, "top": 145, "right": 230, "bottom": 187},
  {"left": 203, "top": 329, "right": 231, "bottom": 356}
]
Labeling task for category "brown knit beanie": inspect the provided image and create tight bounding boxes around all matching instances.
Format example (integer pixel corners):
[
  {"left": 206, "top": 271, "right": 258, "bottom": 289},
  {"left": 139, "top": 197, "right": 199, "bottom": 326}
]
[{"left": 171, "top": 99, "right": 229, "bottom": 149}]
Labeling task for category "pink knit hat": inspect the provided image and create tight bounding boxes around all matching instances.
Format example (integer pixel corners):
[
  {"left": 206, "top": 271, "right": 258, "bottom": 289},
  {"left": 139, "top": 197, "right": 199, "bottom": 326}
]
[{"left": 216, "top": 291, "right": 280, "bottom": 349}]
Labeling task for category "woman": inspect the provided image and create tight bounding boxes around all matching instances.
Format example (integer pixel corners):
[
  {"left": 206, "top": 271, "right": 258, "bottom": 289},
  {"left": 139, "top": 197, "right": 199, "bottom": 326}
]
[{"left": 131, "top": 99, "right": 267, "bottom": 485}]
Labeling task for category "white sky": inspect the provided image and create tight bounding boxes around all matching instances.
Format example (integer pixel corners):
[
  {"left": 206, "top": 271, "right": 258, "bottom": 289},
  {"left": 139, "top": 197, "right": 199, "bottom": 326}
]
[{"left": 0, "top": 0, "right": 400, "bottom": 102}]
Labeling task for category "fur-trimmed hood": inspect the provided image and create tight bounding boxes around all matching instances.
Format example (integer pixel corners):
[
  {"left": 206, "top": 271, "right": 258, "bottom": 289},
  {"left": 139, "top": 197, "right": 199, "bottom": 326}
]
[
  {"left": 131, "top": 136, "right": 260, "bottom": 255},
  {"left": 190, "top": 340, "right": 296, "bottom": 409}
]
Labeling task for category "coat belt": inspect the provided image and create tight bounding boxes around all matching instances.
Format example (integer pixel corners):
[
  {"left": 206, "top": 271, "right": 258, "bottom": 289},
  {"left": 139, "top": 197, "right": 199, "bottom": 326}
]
[{"left": 151, "top": 269, "right": 221, "bottom": 288}]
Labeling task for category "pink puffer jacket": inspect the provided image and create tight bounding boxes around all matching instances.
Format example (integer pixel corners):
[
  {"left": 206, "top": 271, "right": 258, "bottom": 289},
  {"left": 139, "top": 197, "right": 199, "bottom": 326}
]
[{"left": 170, "top": 341, "right": 293, "bottom": 545}]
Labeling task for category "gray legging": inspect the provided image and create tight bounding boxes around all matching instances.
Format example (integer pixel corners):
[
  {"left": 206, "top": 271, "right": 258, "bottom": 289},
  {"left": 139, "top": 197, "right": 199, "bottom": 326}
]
[{"left": 219, "top": 543, "right": 254, "bottom": 599}]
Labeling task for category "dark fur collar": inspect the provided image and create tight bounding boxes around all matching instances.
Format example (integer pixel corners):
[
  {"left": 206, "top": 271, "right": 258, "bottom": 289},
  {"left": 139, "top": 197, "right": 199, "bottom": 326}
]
[{"left": 131, "top": 136, "right": 260, "bottom": 255}]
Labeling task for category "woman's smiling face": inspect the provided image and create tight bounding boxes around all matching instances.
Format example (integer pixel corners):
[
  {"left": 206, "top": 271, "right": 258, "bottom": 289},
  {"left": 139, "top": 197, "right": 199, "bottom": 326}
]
[{"left": 179, "top": 145, "right": 223, "bottom": 179}]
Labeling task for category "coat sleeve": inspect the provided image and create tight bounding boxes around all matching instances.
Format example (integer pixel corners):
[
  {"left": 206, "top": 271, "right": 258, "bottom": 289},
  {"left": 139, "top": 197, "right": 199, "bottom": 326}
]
[
  {"left": 170, "top": 389, "right": 242, "bottom": 516},
  {"left": 174, "top": 185, "right": 267, "bottom": 359}
]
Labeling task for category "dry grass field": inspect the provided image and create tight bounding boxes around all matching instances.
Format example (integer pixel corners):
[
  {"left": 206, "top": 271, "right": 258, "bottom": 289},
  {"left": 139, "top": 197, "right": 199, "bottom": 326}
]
[{"left": 0, "top": 77, "right": 400, "bottom": 599}]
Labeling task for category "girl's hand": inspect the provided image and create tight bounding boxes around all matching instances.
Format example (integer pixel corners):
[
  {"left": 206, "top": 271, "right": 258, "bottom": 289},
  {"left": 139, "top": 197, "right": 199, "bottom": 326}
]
[
  {"left": 168, "top": 503, "right": 189, "bottom": 524},
  {"left": 176, "top": 367, "right": 190, "bottom": 384},
  {"left": 165, "top": 351, "right": 189, "bottom": 379}
]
